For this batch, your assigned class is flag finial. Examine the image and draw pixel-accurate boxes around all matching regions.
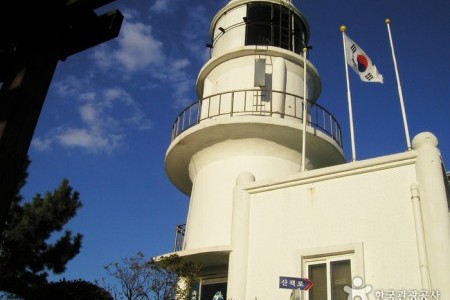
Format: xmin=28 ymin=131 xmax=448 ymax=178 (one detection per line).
xmin=385 ymin=19 xmax=391 ymax=24
xmin=340 ymin=25 xmax=347 ymax=32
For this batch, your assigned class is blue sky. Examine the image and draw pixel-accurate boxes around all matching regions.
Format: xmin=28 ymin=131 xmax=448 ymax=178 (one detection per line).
xmin=20 ymin=0 xmax=450 ymax=284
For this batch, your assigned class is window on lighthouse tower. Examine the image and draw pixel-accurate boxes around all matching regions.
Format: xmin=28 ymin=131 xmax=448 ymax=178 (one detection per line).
xmin=245 ymin=2 xmax=307 ymax=54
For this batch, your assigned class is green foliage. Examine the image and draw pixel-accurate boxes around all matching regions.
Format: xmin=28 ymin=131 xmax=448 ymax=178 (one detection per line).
xmin=0 ymin=159 xmax=83 ymax=298
xmin=32 ymin=279 xmax=113 ymax=300
xmin=101 ymin=253 xmax=202 ymax=300
xmin=151 ymin=254 xmax=202 ymax=300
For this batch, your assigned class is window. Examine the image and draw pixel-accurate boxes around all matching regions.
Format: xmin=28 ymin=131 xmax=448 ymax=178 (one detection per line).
xmin=245 ymin=2 xmax=307 ymax=54
xmin=190 ymin=277 xmax=227 ymax=300
xmin=305 ymin=255 xmax=353 ymax=300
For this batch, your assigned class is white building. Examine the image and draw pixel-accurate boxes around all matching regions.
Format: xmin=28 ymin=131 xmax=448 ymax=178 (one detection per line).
xmin=162 ymin=0 xmax=450 ymax=299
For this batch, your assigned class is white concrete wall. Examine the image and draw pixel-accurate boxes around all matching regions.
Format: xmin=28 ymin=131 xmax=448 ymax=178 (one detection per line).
xmin=184 ymin=138 xmax=302 ymax=250
xmin=201 ymin=55 xmax=318 ymax=101
xmin=229 ymin=156 xmax=428 ymax=299
xmin=202 ymin=56 xmax=255 ymax=96
xmin=212 ymin=5 xmax=246 ymax=57
xmin=412 ymin=132 xmax=450 ymax=296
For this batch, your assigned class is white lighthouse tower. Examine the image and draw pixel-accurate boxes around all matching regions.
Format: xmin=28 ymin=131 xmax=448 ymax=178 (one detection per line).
xmin=166 ymin=0 xmax=343 ymax=249
xmin=163 ymin=0 xmax=450 ymax=299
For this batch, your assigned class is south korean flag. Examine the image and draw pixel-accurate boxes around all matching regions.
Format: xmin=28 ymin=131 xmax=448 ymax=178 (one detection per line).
xmin=344 ymin=35 xmax=383 ymax=83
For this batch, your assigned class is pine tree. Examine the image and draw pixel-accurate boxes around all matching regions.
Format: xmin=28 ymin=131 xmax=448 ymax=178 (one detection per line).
xmin=0 ymin=159 xmax=83 ymax=298
xmin=34 ymin=279 xmax=113 ymax=300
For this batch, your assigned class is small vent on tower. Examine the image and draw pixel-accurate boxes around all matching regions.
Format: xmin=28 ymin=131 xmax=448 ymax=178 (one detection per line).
xmin=254 ymin=58 xmax=266 ymax=87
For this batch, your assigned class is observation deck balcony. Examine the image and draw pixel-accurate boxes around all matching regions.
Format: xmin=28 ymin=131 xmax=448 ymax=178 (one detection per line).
xmin=166 ymin=89 xmax=345 ymax=195
xmin=170 ymin=89 xmax=342 ymax=147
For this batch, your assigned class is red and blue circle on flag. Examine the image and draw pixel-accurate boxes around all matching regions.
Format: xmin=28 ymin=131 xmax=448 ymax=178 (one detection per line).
xmin=357 ymin=55 xmax=369 ymax=73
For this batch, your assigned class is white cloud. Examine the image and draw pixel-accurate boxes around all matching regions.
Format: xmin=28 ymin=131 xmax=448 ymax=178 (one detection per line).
xmin=183 ymin=5 xmax=211 ymax=62
xmin=55 ymin=127 xmax=123 ymax=154
xmin=164 ymin=59 xmax=195 ymax=108
xmin=79 ymin=92 xmax=97 ymax=102
xmin=80 ymin=103 xmax=98 ymax=124
xmin=32 ymin=77 xmax=151 ymax=154
xmin=57 ymin=128 xmax=94 ymax=147
xmin=54 ymin=76 xmax=85 ymax=97
xmin=116 ymin=22 xmax=165 ymax=71
xmin=167 ymin=59 xmax=190 ymax=84
xmin=171 ymin=59 xmax=190 ymax=73
xmin=150 ymin=0 xmax=170 ymax=13
xmin=89 ymin=10 xmax=201 ymax=110
xmin=93 ymin=19 xmax=165 ymax=73
xmin=31 ymin=5 xmax=214 ymax=154
xmin=103 ymin=87 xmax=133 ymax=106
xmin=32 ymin=137 xmax=53 ymax=151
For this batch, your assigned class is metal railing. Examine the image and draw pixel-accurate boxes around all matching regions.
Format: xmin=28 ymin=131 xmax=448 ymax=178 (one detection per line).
xmin=174 ymin=224 xmax=186 ymax=252
xmin=170 ymin=89 xmax=342 ymax=147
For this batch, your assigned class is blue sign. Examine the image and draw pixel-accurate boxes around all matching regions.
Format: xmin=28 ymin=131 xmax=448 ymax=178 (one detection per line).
xmin=279 ymin=276 xmax=313 ymax=291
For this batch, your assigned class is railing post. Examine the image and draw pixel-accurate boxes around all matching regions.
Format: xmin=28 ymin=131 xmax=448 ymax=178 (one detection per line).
xmin=315 ymin=107 xmax=319 ymax=127
xmin=197 ymin=99 xmax=202 ymax=122
xmin=330 ymin=116 xmax=334 ymax=141
xmin=188 ymin=105 xmax=192 ymax=128
xmin=175 ymin=116 xmax=180 ymax=138
xmin=320 ymin=110 xmax=324 ymax=130
xmin=182 ymin=110 xmax=186 ymax=132
xmin=231 ymin=91 xmax=234 ymax=117
xmin=244 ymin=90 xmax=248 ymax=113
xmin=270 ymin=90 xmax=273 ymax=116
xmin=207 ymin=96 xmax=211 ymax=119
xmin=171 ymin=124 xmax=176 ymax=141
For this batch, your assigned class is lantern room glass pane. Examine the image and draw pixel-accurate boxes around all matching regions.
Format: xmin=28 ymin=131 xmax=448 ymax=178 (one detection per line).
xmin=245 ymin=2 xmax=308 ymax=54
xmin=246 ymin=3 xmax=271 ymax=45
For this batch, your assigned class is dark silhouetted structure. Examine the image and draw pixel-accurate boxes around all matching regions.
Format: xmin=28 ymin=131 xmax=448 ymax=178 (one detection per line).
xmin=0 ymin=0 xmax=123 ymax=234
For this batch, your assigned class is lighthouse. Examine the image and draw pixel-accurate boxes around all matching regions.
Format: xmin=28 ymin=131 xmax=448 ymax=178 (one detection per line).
xmin=166 ymin=0 xmax=344 ymax=249
xmin=163 ymin=0 xmax=450 ymax=299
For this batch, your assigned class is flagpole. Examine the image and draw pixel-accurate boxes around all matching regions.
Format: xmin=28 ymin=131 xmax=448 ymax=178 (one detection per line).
xmin=385 ymin=19 xmax=412 ymax=150
xmin=340 ymin=25 xmax=357 ymax=162
xmin=301 ymin=47 xmax=308 ymax=172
